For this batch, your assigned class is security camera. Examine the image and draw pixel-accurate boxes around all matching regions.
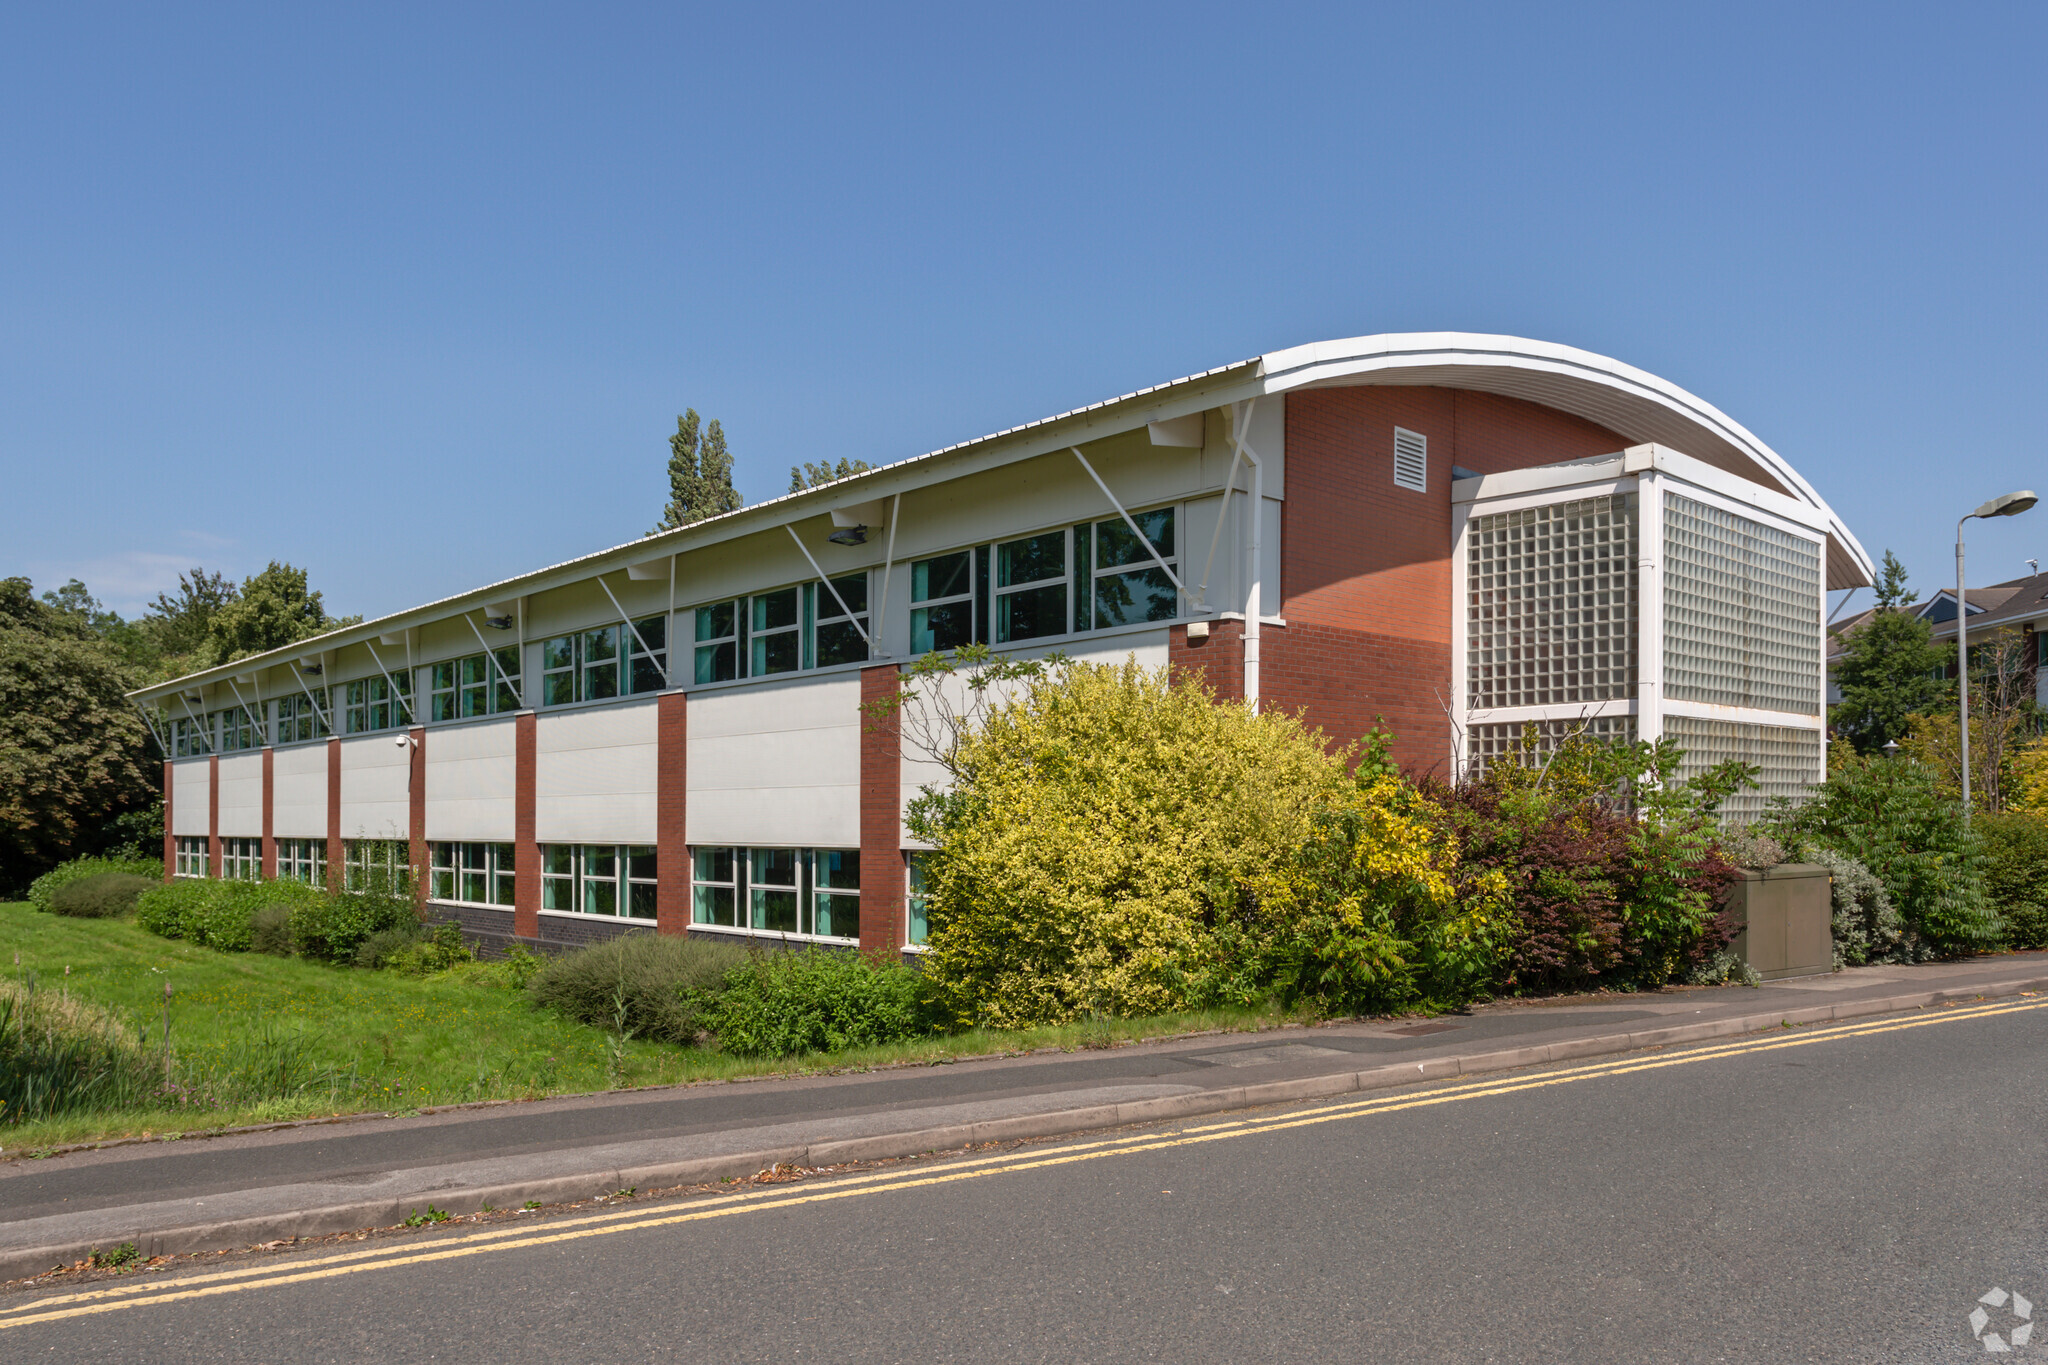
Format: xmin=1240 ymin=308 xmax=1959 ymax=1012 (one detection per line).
xmin=395 ymin=733 xmax=410 ymax=748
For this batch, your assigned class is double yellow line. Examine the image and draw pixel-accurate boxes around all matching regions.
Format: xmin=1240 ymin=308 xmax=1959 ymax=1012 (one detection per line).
xmin=5 ymin=994 xmax=2042 ymax=1332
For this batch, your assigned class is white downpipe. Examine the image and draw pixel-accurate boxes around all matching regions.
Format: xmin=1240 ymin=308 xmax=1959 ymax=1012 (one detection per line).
xmin=597 ymin=574 xmax=671 ymax=689
xmin=1232 ymin=400 xmax=1264 ymax=713
xmin=464 ymin=614 xmax=526 ymax=709
xmin=784 ymin=525 xmax=874 ymax=650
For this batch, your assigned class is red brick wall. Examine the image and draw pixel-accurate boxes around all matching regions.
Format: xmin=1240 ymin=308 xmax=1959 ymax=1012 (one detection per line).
xmin=408 ymin=727 xmax=427 ymax=909
xmin=325 ymin=737 xmax=342 ymax=892
xmin=859 ymin=664 xmax=905 ymax=954
xmin=656 ymin=693 xmax=689 ymax=937
xmin=261 ymin=747 xmax=276 ymax=880
xmin=1167 ymin=619 xmax=1244 ymax=700
xmin=514 ymin=712 xmax=539 ymax=941
xmin=208 ymin=754 xmax=221 ymax=878
xmin=1276 ymin=387 xmax=1628 ymax=773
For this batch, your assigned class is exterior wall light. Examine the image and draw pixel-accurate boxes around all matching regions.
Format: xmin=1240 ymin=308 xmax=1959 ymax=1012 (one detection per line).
xmin=1957 ymin=488 xmax=2039 ymax=820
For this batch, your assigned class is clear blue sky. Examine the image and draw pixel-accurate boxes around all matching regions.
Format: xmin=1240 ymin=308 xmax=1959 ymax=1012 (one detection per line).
xmin=6 ymin=2 xmax=2046 ymax=620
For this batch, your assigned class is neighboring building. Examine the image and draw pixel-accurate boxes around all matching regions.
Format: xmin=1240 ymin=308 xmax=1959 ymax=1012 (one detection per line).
xmin=1826 ymin=569 xmax=2048 ymax=709
xmin=130 ymin=332 xmax=1873 ymax=956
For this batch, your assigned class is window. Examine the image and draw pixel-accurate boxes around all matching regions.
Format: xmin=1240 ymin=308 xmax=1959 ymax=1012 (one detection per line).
xmin=1393 ymin=426 xmax=1427 ymax=492
xmin=343 ymin=674 xmax=413 ymax=734
xmin=911 ymin=552 xmax=975 ymax=654
xmin=751 ymin=588 xmax=801 ymax=676
xmin=540 ymin=844 xmax=656 ymax=920
xmin=995 ymin=531 xmax=1067 ymax=644
xmin=429 ymin=649 xmax=520 ymax=721
xmin=812 ymin=575 xmax=869 ymax=668
xmin=276 ymin=838 xmax=327 ymax=886
xmin=690 ymin=847 xmax=859 ymax=940
xmin=220 ymin=837 xmax=262 ymax=880
xmin=277 ymin=691 xmax=329 ymax=744
xmin=430 ymin=842 xmax=516 ymax=906
xmin=694 ymin=601 xmax=740 ymax=684
xmin=541 ymin=617 xmax=666 ymax=706
xmin=1085 ymin=510 xmax=1177 ymax=629
xmin=218 ymin=706 xmax=258 ymax=752
xmin=344 ymin=839 xmax=411 ymax=892
xmin=906 ymin=852 xmax=930 ymax=947
xmin=174 ymin=836 xmax=209 ymax=878
xmin=173 ymin=715 xmax=212 ymax=757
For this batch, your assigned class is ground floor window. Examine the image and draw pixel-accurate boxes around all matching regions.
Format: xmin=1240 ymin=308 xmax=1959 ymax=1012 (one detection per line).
xmin=276 ymin=838 xmax=327 ymax=886
xmin=345 ymin=839 xmax=412 ymax=893
xmin=220 ymin=837 xmax=262 ymax=881
xmin=691 ymin=847 xmax=859 ymax=940
xmin=174 ymin=836 xmax=209 ymax=878
xmin=431 ymin=842 xmax=516 ymax=907
xmin=906 ymin=852 xmax=930 ymax=947
xmin=540 ymin=844 xmax=656 ymax=920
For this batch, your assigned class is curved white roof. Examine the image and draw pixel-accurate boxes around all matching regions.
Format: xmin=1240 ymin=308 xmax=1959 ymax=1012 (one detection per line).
xmin=1256 ymin=332 xmax=1873 ymax=590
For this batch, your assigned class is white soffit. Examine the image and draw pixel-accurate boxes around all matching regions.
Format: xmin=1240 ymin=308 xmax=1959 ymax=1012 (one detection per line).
xmin=1258 ymin=333 xmax=1874 ymax=590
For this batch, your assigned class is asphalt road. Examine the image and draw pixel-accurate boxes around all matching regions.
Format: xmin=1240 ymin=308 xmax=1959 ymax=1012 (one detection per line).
xmin=8 ymin=996 xmax=2047 ymax=1362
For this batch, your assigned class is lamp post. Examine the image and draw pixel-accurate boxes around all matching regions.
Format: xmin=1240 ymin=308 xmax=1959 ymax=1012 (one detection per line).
xmin=1957 ymin=489 xmax=2039 ymax=823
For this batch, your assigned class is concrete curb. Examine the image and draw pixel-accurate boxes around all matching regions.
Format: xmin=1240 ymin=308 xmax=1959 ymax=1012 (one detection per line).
xmin=9 ymin=975 xmax=2046 ymax=1283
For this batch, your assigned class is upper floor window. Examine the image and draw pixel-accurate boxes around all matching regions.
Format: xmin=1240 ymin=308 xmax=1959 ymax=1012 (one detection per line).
xmin=277 ymin=690 xmax=330 ymax=744
xmin=430 ymin=648 xmax=521 ymax=721
xmin=173 ymin=715 xmax=212 ymax=757
xmin=343 ymin=673 xmax=413 ymax=734
xmin=217 ymin=706 xmax=259 ymax=752
xmin=542 ymin=616 xmax=666 ymax=707
xmin=692 ymin=575 xmax=869 ymax=685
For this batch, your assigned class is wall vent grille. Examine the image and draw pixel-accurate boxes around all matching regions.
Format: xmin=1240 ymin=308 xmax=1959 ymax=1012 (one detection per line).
xmin=1393 ymin=427 xmax=1428 ymax=491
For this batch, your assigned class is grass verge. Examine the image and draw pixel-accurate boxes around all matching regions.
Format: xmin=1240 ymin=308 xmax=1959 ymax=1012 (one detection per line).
xmin=1 ymin=902 xmax=1307 ymax=1152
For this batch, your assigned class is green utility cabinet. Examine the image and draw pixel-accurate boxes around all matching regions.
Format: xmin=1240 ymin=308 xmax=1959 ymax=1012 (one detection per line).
xmin=1726 ymin=864 xmax=1833 ymax=981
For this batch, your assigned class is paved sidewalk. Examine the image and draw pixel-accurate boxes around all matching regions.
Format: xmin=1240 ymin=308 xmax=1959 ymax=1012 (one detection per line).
xmin=5 ymin=951 xmax=2045 ymax=1280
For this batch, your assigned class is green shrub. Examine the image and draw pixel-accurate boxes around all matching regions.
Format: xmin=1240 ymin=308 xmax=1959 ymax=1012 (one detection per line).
xmin=354 ymin=925 xmax=425 ymax=970
xmin=385 ymin=924 xmax=474 ymax=976
xmin=705 ymin=950 xmax=928 ymax=1058
xmin=0 ymin=978 xmax=153 ymax=1125
xmin=528 ymin=933 xmax=749 ymax=1044
xmin=1795 ymin=845 xmax=1914 ymax=967
xmin=137 ymin=879 xmax=331 ymax=953
xmin=1765 ymin=752 xmax=1998 ymax=956
xmin=249 ymin=905 xmax=294 ymax=956
xmin=49 ymin=872 xmax=157 ymax=918
xmin=289 ymin=887 xmax=417 ymax=964
xmin=27 ymin=856 xmax=162 ymax=912
xmin=1980 ymin=811 xmax=2048 ymax=950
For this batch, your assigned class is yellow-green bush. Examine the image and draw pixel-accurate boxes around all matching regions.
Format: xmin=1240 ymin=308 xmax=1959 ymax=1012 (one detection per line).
xmin=912 ymin=658 xmax=1362 ymax=1027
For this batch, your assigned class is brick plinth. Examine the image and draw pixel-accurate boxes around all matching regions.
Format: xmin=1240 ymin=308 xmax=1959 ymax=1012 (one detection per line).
xmin=858 ymin=665 xmax=904 ymax=955
xmin=656 ymin=693 xmax=689 ymax=936
xmin=514 ymin=712 xmax=539 ymax=941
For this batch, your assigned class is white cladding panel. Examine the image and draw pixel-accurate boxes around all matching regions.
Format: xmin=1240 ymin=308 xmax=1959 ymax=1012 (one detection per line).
xmin=272 ymin=744 xmax=328 ymax=839
xmin=216 ymin=753 xmax=264 ymax=836
xmin=535 ymin=701 xmax=658 ymax=844
xmin=688 ymin=674 xmax=859 ymax=847
xmin=1182 ymin=495 xmax=1284 ymax=618
xmin=898 ymin=629 xmax=1168 ymax=844
xmin=338 ymin=735 xmax=412 ymax=840
xmin=171 ymin=760 xmax=210 ymax=836
xmin=425 ymin=719 xmax=518 ymax=841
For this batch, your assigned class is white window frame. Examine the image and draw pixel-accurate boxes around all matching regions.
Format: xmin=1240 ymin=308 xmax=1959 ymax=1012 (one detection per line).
xmin=429 ymin=841 xmax=516 ymax=907
xmin=689 ymin=846 xmax=860 ymax=942
xmin=539 ymin=843 xmax=657 ymax=921
xmin=174 ymin=836 xmax=209 ymax=878
xmin=276 ymin=837 xmax=327 ymax=886
xmin=910 ymin=551 xmax=976 ymax=655
xmin=1083 ymin=508 xmax=1179 ymax=631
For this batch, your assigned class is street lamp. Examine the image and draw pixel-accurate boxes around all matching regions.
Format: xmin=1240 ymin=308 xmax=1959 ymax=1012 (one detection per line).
xmin=1957 ymin=489 xmax=2039 ymax=822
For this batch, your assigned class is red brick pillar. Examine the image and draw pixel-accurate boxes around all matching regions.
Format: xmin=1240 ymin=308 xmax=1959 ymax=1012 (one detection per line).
xmin=514 ymin=712 xmax=539 ymax=941
xmin=207 ymin=754 xmax=221 ymax=879
xmin=162 ymin=760 xmax=175 ymax=882
xmin=261 ymin=747 xmax=277 ymax=880
xmin=1168 ymin=619 xmax=1245 ymax=702
xmin=325 ymin=736 xmax=343 ymax=893
xmin=858 ymin=664 xmax=905 ymax=955
xmin=656 ymin=693 xmax=689 ymax=936
xmin=408 ymin=726 xmax=427 ymax=909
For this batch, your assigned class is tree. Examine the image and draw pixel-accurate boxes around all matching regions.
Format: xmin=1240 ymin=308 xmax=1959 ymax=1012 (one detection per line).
xmin=0 ymin=579 xmax=158 ymax=895
xmin=1897 ymin=629 xmax=2040 ymax=812
xmin=201 ymin=562 xmax=352 ymax=666
xmin=788 ymin=457 xmax=872 ymax=492
xmin=1829 ymin=550 xmax=1950 ymax=753
xmin=653 ymin=409 xmax=743 ymax=531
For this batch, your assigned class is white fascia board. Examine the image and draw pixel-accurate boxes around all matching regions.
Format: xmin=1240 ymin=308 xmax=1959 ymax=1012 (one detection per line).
xmin=1450 ymin=443 xmax=1829 ymax=539
xmin=130 ymin=360 xmax=1265 ymax=704
xmin=1452 ymin=455 xmax=1628 ymax=504
xmin=1630 ymin=445 xmax=1832 ymax=535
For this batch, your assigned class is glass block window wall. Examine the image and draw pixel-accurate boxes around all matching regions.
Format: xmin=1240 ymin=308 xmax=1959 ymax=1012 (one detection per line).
xmin=1661 ymin=714 xmax=1823 ymax=822
xmin=1662 ymin=495 xmax=1823 ymax=715
xmin=1465 ymin=716 xmax=1637 ymax=779
xmin=1466 ymin=494 xmax=1639 ymax=710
